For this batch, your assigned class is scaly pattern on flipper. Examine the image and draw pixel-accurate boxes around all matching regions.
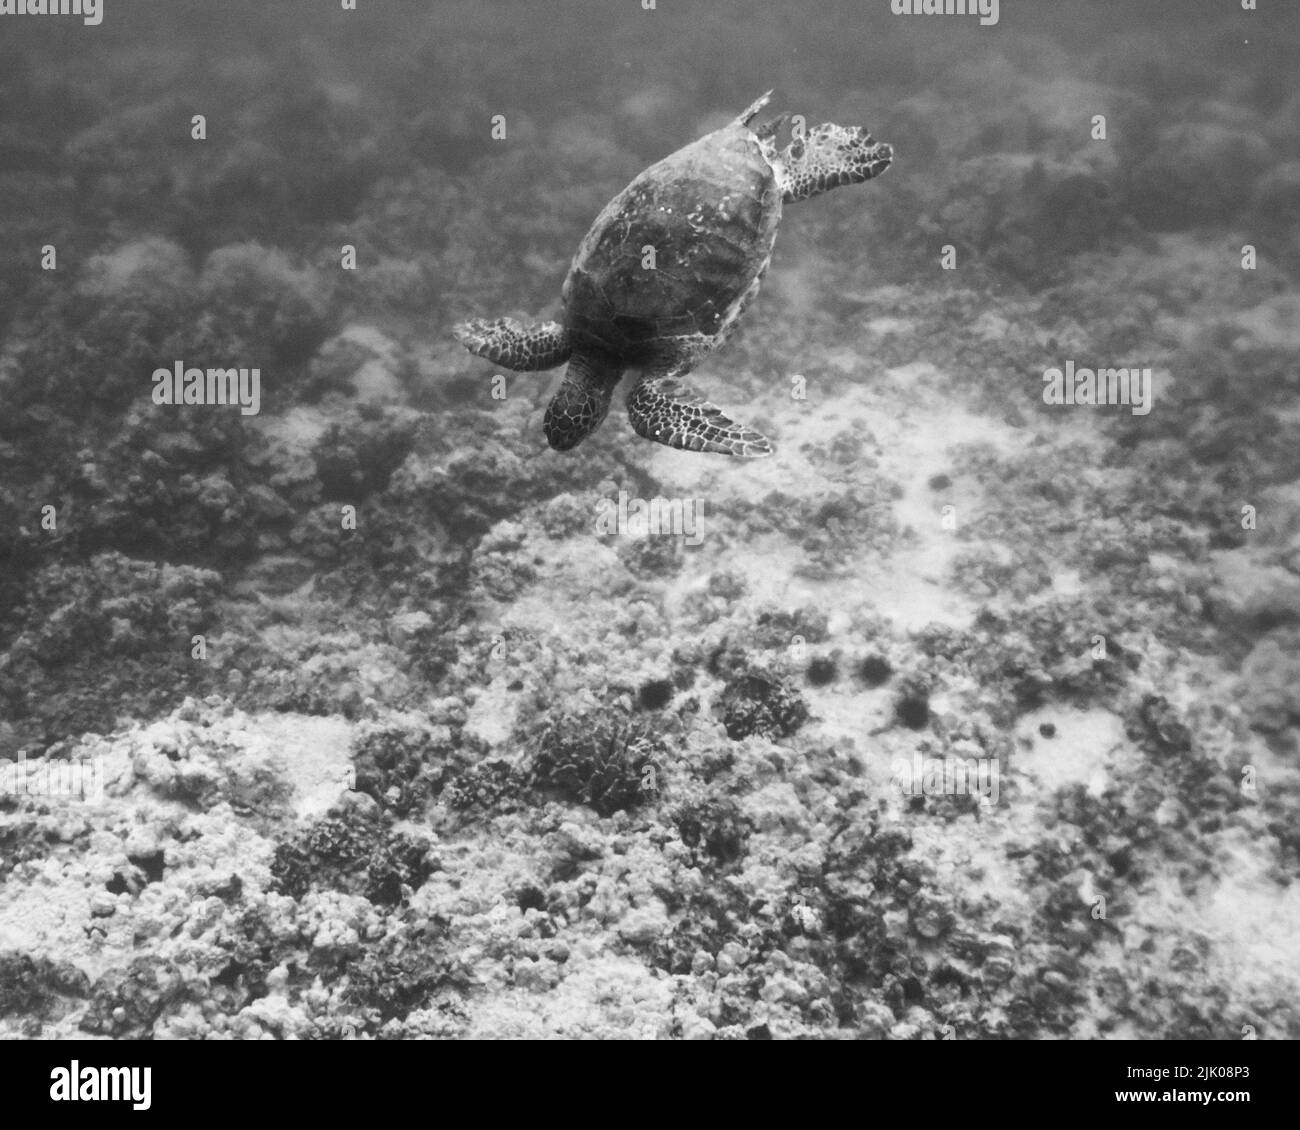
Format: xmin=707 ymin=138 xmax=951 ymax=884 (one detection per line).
xmin=780 ymin=124 xmax=893 ymax=204
xmin=543 ymin=351 xmax=624 ymax=451
xmin=627 ymin=372 xmax=772 ymax=458
xmin=452 ymin=317 xmax=572 ymax=371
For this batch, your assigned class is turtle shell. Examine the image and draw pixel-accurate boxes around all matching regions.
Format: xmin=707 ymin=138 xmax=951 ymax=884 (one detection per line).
xmin=563 ymin=121 xmax=782 ymax=360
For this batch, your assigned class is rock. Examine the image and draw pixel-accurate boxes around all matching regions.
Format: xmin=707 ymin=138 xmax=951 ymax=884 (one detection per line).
xmin=718 ymin=669 xmax=809 ymax=741
xmin=680 ymin=1013 xmax=717 ymax=1040
xmin=1209 ymin=551 xmax=1300 ymax=629
xmin=910 ymin=894 xmax=955 ymax=940
xmin=387 ymin=610 xmax=435 ymax=648
xmin=617 ymin=901 xmax=669 ymax=945
xmin=1240 ymin=638 xmax=1300 ymax=733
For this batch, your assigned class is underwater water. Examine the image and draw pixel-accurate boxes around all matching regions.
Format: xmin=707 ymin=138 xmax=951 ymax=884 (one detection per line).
xmin=0 ymin=0 xmax=1298 ymax=1054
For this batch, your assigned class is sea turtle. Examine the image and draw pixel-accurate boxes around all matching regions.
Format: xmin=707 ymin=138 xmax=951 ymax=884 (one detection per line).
xmin=453 ymin=91 xmax=892 ymax=457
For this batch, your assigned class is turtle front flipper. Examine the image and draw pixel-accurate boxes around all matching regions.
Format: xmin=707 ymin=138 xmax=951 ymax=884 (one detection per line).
xmin=453 ymin=317 xmax=572 ymax=371
xmin=627 ymin=373 xmax=773 ymax=458
xmin=779 ymin=124 xmax=892 ymax=204
xmin=543 ymin=350 xmax=624 ymax=451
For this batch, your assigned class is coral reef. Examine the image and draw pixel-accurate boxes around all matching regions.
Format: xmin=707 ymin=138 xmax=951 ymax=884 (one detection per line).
xmin=1 ymin=0 xmax=1298 ymax=1041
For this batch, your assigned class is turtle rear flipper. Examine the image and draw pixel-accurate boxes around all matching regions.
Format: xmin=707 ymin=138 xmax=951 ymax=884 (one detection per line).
xmin=543 ymin=351 xmax=623 ymax=450
xmin=780 ymin=124 xmax=893 ymax=204
xmin=627 ymin=374 xmax=773 ymax=458
xmin=453 ymin=317 xmax=572 ymax=371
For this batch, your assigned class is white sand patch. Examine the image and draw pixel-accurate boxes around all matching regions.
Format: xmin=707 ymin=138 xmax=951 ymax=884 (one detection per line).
xmin=908 ymin=811 xmax=1037 ymax=917
xmin=1013 ymin=706 xmax=1126 ymax=794
xmin=463 ymin=681 xmax=521 ymax=750
xmin=463 ymin=955 xmax=674 ymax=1039
xmin=0 ymin=852 xmax=107 ymax=973
xmin=806 ymin=686 xmax=895 ymax=767
xmin=251 ymin=713 xmax=354 ymax=820
xmin=1138 ymin=837 xmax=1300 ymax=1021
xmin=871 ymin=365 xmax=1028 ymax=629
xmin=623 ymin=355 xmax=1030 ymax=631
xmin=1201 ymin=838 xmax=1300 ymax=1001
xmin=666 ymin=534 xmax=810 ymax=616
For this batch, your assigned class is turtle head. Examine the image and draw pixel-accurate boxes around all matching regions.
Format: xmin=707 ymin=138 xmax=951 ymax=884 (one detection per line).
xmin=780 ymin=123 xmax=893 ymax=203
